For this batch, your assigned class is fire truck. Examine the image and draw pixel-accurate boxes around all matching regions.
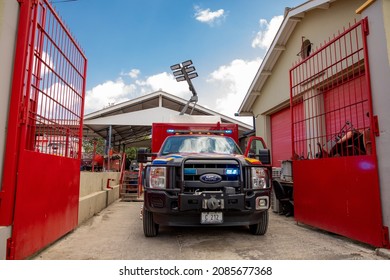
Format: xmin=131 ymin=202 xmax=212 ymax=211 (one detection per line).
xmin=138 ymin=116 xmax=272 ymax=237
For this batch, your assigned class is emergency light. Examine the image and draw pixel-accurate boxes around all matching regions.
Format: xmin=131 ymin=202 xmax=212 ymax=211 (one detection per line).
xmin=184 ymin=168 xmax=197 ymax=175
xmin=224 ymin=168 xmax=239 ymax=175
xmin=166 ymin=129 xmax=233 ymax=135
xmin=184 ymin=168 xmax=239 ymax=176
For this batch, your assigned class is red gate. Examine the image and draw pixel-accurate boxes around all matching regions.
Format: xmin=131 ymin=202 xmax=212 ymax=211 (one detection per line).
xmin=0 ymin=0 xmax=87 ymax=259
xmin=289 ymin=18 xmax=389 ymax=248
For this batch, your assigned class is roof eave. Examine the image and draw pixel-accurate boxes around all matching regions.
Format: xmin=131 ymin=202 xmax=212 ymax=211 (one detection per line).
xmin=237 ymin=0 xmax=334 ymax=115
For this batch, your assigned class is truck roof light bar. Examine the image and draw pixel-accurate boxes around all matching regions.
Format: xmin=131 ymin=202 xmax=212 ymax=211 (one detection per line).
xmin=166 ymin=129 xmax=233 ymax=135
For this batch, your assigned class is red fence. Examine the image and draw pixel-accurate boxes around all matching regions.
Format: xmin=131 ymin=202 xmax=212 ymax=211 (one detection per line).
xmin=0 ymin=0 xmax=87 ymax=259
xmin=290 ymin=18 xmax=388 ymax=248
xmin=28 ymin=0 xmax=86 ymax=158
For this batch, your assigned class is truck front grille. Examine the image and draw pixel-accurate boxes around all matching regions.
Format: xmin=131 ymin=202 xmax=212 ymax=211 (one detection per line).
xmin=181 ymin=159 xmax=242 ymax=193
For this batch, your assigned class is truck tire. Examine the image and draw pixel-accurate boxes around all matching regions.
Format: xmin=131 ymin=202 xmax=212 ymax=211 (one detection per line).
xmin=143 ymin=208 xmax=159 ymax=237
xmin=249 ymin=210 xmax=268 ymax=235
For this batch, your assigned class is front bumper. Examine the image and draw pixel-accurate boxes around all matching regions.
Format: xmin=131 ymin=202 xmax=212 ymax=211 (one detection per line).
xmin=144 ymin=189 xmax=271 ymax=226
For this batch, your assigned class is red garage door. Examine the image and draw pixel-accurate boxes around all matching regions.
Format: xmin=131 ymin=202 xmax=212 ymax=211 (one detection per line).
xmin=324 ymin=75 xmax=370 ymax=141
xmin=270 ymin=107 xmax=291 ymax=167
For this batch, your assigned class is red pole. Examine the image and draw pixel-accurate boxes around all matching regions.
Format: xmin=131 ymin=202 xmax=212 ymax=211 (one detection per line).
xmin=0 ymin=0 xmax=36 ymax=226
xmin=138 ymin=163 xmax=144 ymax=198
xmin=92 ymin=140 xmax=97 ymax=172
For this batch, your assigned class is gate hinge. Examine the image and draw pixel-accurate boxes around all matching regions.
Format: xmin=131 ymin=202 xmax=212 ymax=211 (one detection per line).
xmin=19 ymin=105 xmax=27 ymax=125
xmin=382 ymin=226 xmax=389 ymax=248
xmin=6 ymin=238 xmax=15 ymax=260
xmin=363 ymin=17 xmax=369 ymax=35
xmin=373 ymin=115 xmax=380 ymax=136
xmin=18 ymin=0 xmax=39 ymax=4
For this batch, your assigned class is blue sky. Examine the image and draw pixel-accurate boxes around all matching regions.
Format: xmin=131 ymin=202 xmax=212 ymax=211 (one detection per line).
xmin=51 ymin=0 xmax=304 ymax=122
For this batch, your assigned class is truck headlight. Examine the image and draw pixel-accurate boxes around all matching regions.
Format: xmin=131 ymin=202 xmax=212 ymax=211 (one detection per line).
xmin=251 ymin=167 xmax=268 ymax=189
xmin=149 ymin=167 xmax=167 ymax=189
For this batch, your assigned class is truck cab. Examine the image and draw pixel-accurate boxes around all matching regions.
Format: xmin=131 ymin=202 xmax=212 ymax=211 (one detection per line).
xmin=138 ymin=121 xmax=272 ymax=237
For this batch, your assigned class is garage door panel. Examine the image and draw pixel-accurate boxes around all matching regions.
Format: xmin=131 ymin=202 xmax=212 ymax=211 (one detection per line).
xmin=324 ymin=76 xmax=369 ymax=138
xmin=270 ymin=108 xmax=291 ymax=167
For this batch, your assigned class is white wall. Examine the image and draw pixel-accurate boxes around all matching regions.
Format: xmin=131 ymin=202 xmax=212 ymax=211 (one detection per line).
xmin=251 ymin=0 xmax=390 ymax=239
xmin=0 ymin=0 xmax=19 ymax=261
xmin=362 ymin=0 xmax=390 ymax=231
xmin=0 ymin=0 xmax=18 ymax=190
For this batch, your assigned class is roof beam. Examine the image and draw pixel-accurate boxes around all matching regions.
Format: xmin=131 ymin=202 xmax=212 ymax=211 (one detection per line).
xmin=289 ymin=16 xmax=302 ymax=22
xmin=274 ymin=45 xmax=286 ymax=51
xmin=317 ymin=3 xmax=330 ymax=9
xmin=356 ymin=0 xmax=376 ymax=14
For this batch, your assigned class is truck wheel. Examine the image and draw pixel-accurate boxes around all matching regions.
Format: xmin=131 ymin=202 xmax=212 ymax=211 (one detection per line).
xmin=143 ymin=208 xmax=159 ymax=237
xmin=249 ymin=210 xmax=268 ymax=235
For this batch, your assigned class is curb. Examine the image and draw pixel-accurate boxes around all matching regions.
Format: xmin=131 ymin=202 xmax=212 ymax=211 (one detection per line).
xmin=375 ymin=248 xmax=390 ymax=259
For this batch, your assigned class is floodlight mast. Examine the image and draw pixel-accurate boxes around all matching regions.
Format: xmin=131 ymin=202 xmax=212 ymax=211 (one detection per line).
xmin=170 ymin=60 xmax=199 ymax=115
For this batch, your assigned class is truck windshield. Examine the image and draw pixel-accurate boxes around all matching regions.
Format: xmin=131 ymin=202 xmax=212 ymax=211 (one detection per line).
xmin=161 ymin=136 xmax=242 ymax=155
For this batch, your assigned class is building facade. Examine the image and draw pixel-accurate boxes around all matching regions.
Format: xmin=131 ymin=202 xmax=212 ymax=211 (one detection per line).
xmin=238 ymin=0 xmax=390 ymax=248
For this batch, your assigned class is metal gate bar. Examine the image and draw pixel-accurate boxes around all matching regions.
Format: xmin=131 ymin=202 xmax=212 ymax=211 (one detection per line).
xmin=27 ymin=0 xmax=86 ymax=158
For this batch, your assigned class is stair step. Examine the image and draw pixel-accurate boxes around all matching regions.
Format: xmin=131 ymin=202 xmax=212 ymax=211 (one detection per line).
xmin=120 ymin=193 xmax=143 ymax=202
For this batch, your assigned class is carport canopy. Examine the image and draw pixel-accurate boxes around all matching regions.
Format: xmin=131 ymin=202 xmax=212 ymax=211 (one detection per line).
xmin=83 ymin=90 xmax=253 ymax=149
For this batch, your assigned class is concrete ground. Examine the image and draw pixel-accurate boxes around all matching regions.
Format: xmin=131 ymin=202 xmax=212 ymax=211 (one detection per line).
xmin=32 ymin=200 xmax=390 ymax=260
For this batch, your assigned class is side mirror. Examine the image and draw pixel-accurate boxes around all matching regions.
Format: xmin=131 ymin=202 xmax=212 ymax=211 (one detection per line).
xmin=137 ymin=148 xmax=153 ymax=163
xmin=247 ymin=152 xmax=256 ymax=159
xmin=258 ymin=149 xmax=271 ymax=165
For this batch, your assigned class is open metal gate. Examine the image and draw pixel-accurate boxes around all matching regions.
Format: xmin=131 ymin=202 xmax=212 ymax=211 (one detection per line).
xmin=0 ymin=0 xmax=87 ymax=259
xmin=290 ymin=18 xmax=389 ymax=248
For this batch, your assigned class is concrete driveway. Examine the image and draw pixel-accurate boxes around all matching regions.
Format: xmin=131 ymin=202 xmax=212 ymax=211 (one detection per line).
xmin=32 ymin=200 xmax=388 ymax=260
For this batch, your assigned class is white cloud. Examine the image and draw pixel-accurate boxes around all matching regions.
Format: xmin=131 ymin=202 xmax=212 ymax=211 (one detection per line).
xmin=194 ymin=6 xmax=225 ymax=25
xmin=84 ymin=72 xmax=190 ymax=114
xmin=85 ymin=78 xmax=136 ymax=113
xmin=123 ymin=69 xmax=140 ymax=79
xmin=142 ymin=72 xmax=189 ymax=98
xmin=252 ymin=15 xmax=283 ymax=49
xmin=206 ymin=58 xmax=262 ymax=123
xmin=33 ymin=51 xmax=54 ymax=77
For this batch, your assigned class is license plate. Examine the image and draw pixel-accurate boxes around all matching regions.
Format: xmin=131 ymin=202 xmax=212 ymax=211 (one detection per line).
xmin=201 ymin=212 xmax=223 ymax=224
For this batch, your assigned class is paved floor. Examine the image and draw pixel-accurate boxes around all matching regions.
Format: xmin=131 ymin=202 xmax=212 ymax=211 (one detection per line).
xmin=32 ymin=200 xmax=388 ymax=260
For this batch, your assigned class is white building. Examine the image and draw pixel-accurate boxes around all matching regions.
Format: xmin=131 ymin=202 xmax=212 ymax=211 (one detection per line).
xmin=238 ymin=0 xmax=390 ymax=248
